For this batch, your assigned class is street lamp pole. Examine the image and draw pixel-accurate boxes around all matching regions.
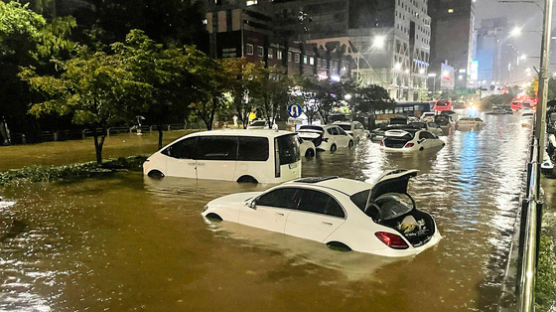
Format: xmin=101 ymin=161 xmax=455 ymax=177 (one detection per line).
xmin=535 ymin=0 xmax=553 ymax=203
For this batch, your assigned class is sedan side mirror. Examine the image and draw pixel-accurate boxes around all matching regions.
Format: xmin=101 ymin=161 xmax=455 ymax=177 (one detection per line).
xmin=249 ymin=200 xmax=257 ymax=209
xmin=418 ymin=138 xmax=425 ymax=144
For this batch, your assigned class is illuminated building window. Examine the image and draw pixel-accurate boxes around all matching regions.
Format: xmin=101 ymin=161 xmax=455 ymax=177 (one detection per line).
xmin=246 ymin=44 xmax=253 ymax=56
xmin=448 ymin=8 xmax=454 ymax=13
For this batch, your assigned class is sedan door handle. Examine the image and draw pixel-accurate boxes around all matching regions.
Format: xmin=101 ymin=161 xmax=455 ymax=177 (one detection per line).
xmin=276 ymin=212 xmax=285 ymax=216
xmin=322 ymin=221 xmax=333 ymax=226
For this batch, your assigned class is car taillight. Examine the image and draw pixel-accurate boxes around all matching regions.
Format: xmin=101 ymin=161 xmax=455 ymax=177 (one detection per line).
xmin=375 ymin=232 xmax=409 ymax=249
xmin=380 ymin=140 xmax=384 ymax=146
xmin=404 ymin=142 xmax=414 ymax=148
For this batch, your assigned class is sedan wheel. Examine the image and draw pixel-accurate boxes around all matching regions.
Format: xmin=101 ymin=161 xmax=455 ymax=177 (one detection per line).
xmin=305 ymin=149 xmax=315 ymax=158
xmin=330 ymin=144 xmax=337 ymax=152
xmin=348 ymin=140 xmax=354 ymax=148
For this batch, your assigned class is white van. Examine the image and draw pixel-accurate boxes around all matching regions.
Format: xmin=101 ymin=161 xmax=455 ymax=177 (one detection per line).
xmin=143 ymin=130 xmax=301 ymax=184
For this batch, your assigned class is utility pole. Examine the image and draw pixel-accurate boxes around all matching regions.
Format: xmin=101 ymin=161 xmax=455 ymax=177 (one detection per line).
xmin=535 ymin=0 xmax=553 ymax=202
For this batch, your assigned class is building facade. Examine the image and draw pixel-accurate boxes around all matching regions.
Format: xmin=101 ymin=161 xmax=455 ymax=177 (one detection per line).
xmin=204 ymin=0 xmax=351 ymax=80
xmin=205 ymin=0 xmax=430 ymax=101
xmin=304 ymin=0 xmax=431 ymax=101
xmin=428 ymin=0 xmax=476 ymax=90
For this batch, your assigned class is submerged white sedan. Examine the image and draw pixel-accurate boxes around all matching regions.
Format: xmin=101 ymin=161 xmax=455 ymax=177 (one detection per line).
xmin=202 ymin=170 xmax=442 ymax=257
xmin=380 ymin=129 xmax=445 ymax=152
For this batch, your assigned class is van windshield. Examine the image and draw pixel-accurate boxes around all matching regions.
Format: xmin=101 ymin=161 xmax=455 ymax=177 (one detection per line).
xmin=276 ymin=134 xmax=300 ymax=165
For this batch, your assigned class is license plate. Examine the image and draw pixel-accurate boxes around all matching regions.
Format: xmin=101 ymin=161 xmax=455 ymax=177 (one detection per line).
xmin=289 ymin=163 xmax=298 ymax=169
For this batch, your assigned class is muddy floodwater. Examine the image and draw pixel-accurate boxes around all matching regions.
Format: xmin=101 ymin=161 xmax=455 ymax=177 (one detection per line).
xmin=0 ymin=113 xmax=531 ymax=311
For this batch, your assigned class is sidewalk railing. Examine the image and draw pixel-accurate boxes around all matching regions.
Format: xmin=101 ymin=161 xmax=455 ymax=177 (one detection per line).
xmin=7 ymin=123 xmax=191 ymax=145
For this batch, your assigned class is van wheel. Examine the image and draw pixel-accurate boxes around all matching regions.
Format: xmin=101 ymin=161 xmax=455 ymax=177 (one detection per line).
xmin=326 ymin=241 xmax=351 ymax=252
xmin=305 ymin=149 xmax=315 ymax=158
xmin=237 ymin=176 xmax=258 ymax=183
xmin=348 ymin=140 xmax=354 ymax=148
xmin=419 ymin=147 xmax=424 ymax=151
xmin=330 ymin=144 xmax=337 ymax=152
xmin=147 ymin=170 xmax=164 ymax=178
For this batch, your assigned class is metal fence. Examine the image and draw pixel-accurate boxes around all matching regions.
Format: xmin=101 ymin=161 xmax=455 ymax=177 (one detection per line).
xmin=7 ymin=123 xmax=192 ymax=145
xmin=500 ymin=128 xmax=542 ymax=312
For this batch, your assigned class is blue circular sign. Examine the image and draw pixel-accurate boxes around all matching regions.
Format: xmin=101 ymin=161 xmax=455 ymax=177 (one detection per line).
xmin=287 ymin=104 xmax=303 ymax=118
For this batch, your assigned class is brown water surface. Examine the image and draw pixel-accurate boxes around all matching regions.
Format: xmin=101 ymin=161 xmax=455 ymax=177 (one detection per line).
xmin=0 ymin=113 xmax=531 ymax=311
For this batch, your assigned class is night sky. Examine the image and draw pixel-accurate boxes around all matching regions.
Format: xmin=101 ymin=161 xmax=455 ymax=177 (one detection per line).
xmin=476 ymin=0 xmax=547 ymax=70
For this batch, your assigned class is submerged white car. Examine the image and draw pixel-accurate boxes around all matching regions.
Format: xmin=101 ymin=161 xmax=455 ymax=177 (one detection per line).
xmin=380 ymin=129 xmax=444 ymax=152
xmin=297 ymin=125 xmax=354 ymax=152
xmin=296 ymin=135 xmax=316 ymax=158
xmin=455 ymin=117 xmax=484 ymax=130
xmin=333 ymin=121 xmax=368 ymax=143
xmin=202 ymin=170 xmax=442 ymax=257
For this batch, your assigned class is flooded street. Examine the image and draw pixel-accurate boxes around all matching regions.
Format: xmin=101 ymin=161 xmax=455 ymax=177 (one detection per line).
xmin=0 ymin=112 xmax=532 ymax=311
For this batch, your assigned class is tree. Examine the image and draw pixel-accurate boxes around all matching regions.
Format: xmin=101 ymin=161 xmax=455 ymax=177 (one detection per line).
xmin=249 ymin=65 xmax=292 ymax=126
xmin=1 ymin=2 xmax=77 ymax=141
xmin=20 ymin=47 xmax=151 ymax=163
xmin=353 ymin=84 xmax=395 ymax=114
xmin=188 ymin=51 xmax=228 ymax=130
xmin=220 ymin=58 xmax=259 ymax=129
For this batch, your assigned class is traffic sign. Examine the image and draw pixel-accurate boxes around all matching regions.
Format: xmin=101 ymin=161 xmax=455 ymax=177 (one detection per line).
xmin=287 ymin=104 xmax=302 ymax=118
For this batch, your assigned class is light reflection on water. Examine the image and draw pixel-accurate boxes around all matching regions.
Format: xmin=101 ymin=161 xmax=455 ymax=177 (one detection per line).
xmin=0 ymin=113 xmax=531 ymax=311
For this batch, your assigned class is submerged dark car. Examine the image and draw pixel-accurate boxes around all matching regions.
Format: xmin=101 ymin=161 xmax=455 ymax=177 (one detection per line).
xmin=370 ymin=117 xmax=409 ymax=143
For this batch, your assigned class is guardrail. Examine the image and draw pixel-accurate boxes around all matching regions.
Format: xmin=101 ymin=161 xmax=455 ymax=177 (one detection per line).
xmin=6 ymin=123 xmax=192 ymax=145
xmin=500 ymin=128 xmax=543 ymax=312
xmin=518 ymin=138 xmax=542 ymax=312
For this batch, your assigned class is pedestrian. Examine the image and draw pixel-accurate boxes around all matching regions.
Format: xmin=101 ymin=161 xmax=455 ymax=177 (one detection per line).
xmin=233 ymin=115 xmax=238 ymax=127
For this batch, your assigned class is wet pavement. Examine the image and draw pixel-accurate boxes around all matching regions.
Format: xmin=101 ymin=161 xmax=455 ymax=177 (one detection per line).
xmin=0 ymin=112 xmax=534 ymax=311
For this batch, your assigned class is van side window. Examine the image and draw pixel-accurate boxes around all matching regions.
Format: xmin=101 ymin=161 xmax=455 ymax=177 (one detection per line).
xmin=197 ymin=136 xmax=237 ymax=160
xmin=162 ymin=137 xmax=197 ymax=159
xmin=297 ymin=189 xmax=345 ymax=218
xmin=275 ymin=134 xmax=300 ymax=165
xmin=238 ymin=137 xmax=269 ymax=161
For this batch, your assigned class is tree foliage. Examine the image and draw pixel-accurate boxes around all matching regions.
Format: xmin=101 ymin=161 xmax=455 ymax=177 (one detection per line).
xmin=1 ymin=2 xmax=78 ymax=138
xmin=353 ymin=84 xmax=395 ymax=114
xmin=20 ymin=47 xmax=151 ymax=163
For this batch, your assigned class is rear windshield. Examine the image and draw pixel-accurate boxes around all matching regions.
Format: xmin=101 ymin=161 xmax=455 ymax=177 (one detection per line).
xmin=337 ymin=124 xmax=351 ymax=131
xmin=250 ymin=121 xmax=266 ymax=126
xmin=389 ymin=118 xmax=407 ymax=125
xmin=351 ymin=191 xmax=414 ymax=222
xmin=299 ymin=125 xmax=323 ymax=131
xmin=276 ymin=134 xmax=300 ymax=165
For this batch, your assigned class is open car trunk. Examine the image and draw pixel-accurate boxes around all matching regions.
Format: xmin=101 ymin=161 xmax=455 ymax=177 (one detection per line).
xmin=380 ymin=209 xmax=436 ymax=247
xmin=366 ymin=169 xmax=436 ymax=247
xmin=297 ymin=130 xmax=323 ymax=147
xmin=383 ymin=130 xmax=414 ymax=148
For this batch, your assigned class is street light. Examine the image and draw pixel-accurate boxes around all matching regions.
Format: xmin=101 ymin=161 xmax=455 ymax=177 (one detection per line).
xmin=344 ymin=93 xmax=352 ymax=100
xmin=373 ymin=35 xmax=386 ymax=49
xmin=510 ymin=26 xmax=523 ymax=37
